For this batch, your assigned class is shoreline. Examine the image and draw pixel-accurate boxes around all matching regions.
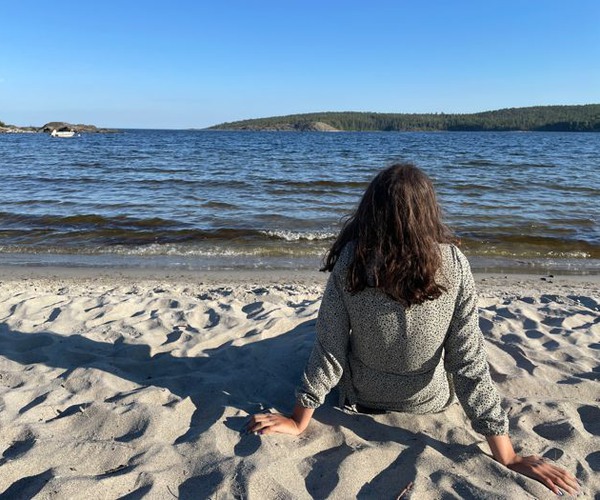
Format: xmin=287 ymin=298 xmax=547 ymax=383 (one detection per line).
xmin=1 ymin=263 xmax=599 ymax=285
xmin=0 ymin=251 xmax=599 ymax=279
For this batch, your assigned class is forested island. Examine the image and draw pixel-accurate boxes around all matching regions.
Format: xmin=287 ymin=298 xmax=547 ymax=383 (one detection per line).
xmin=209 ymin=104 xmax=600 ymax=132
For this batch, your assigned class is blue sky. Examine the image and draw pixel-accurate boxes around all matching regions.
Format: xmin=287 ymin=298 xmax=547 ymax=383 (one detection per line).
xmin=1 ymin=1 xmax=599 ymax=128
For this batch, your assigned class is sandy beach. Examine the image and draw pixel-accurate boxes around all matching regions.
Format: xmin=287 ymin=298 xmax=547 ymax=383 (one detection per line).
xmin=0 ymin=267 xmax=598 ymax=499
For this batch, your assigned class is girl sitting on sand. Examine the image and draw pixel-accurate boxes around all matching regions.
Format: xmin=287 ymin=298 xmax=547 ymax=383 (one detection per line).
xmin=246 ymin=164 xmax=579 ymax=496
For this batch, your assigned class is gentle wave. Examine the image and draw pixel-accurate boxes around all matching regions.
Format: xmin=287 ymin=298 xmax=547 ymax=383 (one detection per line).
xmin=0 ymin=243 xmax=328 ymax=258
xmin=5 ymin=225 xmax=595 ymax=256
xmin=0 ymin=211 xmax=597 ymax=259
xmin=260 ymin=230 xmax=336 ymax=241
xmin=462 ymin=159 xmax=497 ymax=166
xmin=0 ymin=238 xmax=596 ymax=261
xmin=0 ymin=212 xmax=178 ymax=230
xmin=266 ymin=179 xmax=369 ymax=189
xmin=0 ymin=213 xmax=337 ymax=246
xmin=200 ymin=201 xmax=238 ymax=209
xmin=460 ymin=236 xmax=599 ymax=259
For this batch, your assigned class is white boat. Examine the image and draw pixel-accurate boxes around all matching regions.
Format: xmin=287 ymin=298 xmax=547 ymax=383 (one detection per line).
xmin=50 ymin=129 xmax=76 ymax=138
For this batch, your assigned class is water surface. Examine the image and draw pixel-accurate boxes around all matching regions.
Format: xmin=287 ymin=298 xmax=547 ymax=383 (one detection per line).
xmin=0 ymin=130 xmax=598 ymax=272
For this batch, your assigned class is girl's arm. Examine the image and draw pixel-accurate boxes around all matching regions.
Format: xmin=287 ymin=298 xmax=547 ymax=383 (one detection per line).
xmin=447 ymin=251 xmax=580 ymax=495
xmin=246 ymin=268 xmax=350 ymax=436
xmin=245 ymin=403 xmax=314 ymax=436
xmin=486 ymin=434 xmax=580 ymax=496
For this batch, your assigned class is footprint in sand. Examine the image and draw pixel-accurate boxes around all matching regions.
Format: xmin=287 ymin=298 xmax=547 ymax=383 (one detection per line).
xmin=542 ymin=340 xmax=560 ymax=350
xmin=478 ymin=317 xmax=494 ymax=333
xmin=185 ymin=324 xmax=200 ymax=334
xmin=488 ymin=340 xmax=537 ymax=375
xmin=567 ymin=295 xmax=600 ymax=312
xmin=525 ymin=329 xmax=544 ymax=339
xmin=577 ymin=405 xmax=600 ymax=436
xmin=542 ymin=447 xmax=564 ymax=460
xmin=585 ymin=450 xmax=600 ymax=472
xmin=162 ymin=328 xmax=183 ymax=345
xmin=179 ymin=468 xmax=224 ymax=500
xmin=18 ymin=392 xmax=50 ymax=415
xmin=542 ymin=316 xmax=565 ymax=328
xmin=556 ymin=377 xmax=582 ymax=385
xmin=0 ymin=469 xmax=54 ymax=499
xmin=501 ymin=333 xmax=523 ymax=344
xmin=205 ymin=308 xmax=220 ymax=328
xmin=114 ymin=417 xmax=151 ymax=443
xmin=523 ymin=318 xmax=539 ymax=330
xmin=0 ymin=431 xmax=37 ymax=466
xmin=532 ymin=421 xmax=575 ymax=441
xmin=519 ymin=297 xmax=536 ymax=304
xmin=242 ymin=302 xmax=264 ymax=320
xmin=573 ymin=365 xmax=600 ymax=382
xmin=302 ymin=442 xmax=355 ymax=499
xmin=232 ymin=430 xmax=261 ymax=458
xmin=2 ymin=302 xmax=19 ymax=321
xmin=287 ymin=298 xmax=320 ymax=315
xmin=495 ymin=307 xmax=518 ymax=319
xmin=45 ymin=307 xmax=62 ymax=323
xmin=540 ymin=294 xmax=562 ymax=304
xmin=543 ymin=327 xmax=563 ymax=336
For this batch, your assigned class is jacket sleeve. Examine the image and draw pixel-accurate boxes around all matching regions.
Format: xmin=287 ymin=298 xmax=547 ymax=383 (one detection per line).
xmin=444 ymin=250 xmax=509 ymax=435
xmin=296 ymin=268 xmax=351 ymax=408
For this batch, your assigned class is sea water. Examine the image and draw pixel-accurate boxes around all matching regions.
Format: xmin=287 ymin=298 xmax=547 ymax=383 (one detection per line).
xmin=0 ymin=130 xmax=598 ymax=273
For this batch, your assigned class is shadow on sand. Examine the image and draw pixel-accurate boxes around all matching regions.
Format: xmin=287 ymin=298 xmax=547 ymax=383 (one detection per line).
xmin=0 ymin=322 xmax=483 ymax=499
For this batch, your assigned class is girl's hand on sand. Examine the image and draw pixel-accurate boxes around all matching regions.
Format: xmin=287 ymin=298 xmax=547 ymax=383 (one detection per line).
xmin=506 ymin=455 xmax=580 ymax=496
xmin=244 ymin=413 xmax=303 ymax=436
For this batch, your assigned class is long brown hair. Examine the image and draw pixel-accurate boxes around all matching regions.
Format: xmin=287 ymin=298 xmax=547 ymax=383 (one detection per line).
xmin=322 ymin=163 xmax=456 ymax=306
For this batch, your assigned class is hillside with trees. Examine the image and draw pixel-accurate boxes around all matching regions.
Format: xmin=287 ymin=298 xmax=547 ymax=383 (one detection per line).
xmin=209 ymin=105 xmax=600 ymax=132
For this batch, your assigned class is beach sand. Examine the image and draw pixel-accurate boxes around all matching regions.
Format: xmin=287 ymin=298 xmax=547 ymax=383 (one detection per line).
xmin=0 ymin=267 xmax=598 ymax=499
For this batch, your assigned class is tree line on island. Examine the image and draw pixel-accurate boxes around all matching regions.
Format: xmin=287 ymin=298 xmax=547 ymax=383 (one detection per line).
xmin=209 ymin=104 xmax=600 ymax=132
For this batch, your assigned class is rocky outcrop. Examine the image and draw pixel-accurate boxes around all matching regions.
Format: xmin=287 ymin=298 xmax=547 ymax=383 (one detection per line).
xmin=226 ymin=121 xmax=340 ymax=132
xmin=0 ymin=121 xmax=117 ymax=134
xmin=39 ymin=122 xmax=117 ymax=133
xmin=0 ymin=125 xmax=36 ymax=134
xmin=297 ymin=121 xmax=339 ymax=131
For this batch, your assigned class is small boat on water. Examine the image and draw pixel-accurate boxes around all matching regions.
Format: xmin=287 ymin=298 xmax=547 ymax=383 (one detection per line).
xmin=50 ymin=128 xmax=76 ymax=138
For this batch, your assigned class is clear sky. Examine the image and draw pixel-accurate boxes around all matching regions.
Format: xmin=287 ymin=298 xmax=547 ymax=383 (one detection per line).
xmin=1 ymin=1 xmax=599 ymax=129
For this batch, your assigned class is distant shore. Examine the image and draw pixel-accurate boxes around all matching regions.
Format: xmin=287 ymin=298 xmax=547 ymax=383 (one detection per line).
xmin=209 ymin=104 xmax=600 ymax=132
xmin=0 ymin=121 xmax=117 ymax=134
